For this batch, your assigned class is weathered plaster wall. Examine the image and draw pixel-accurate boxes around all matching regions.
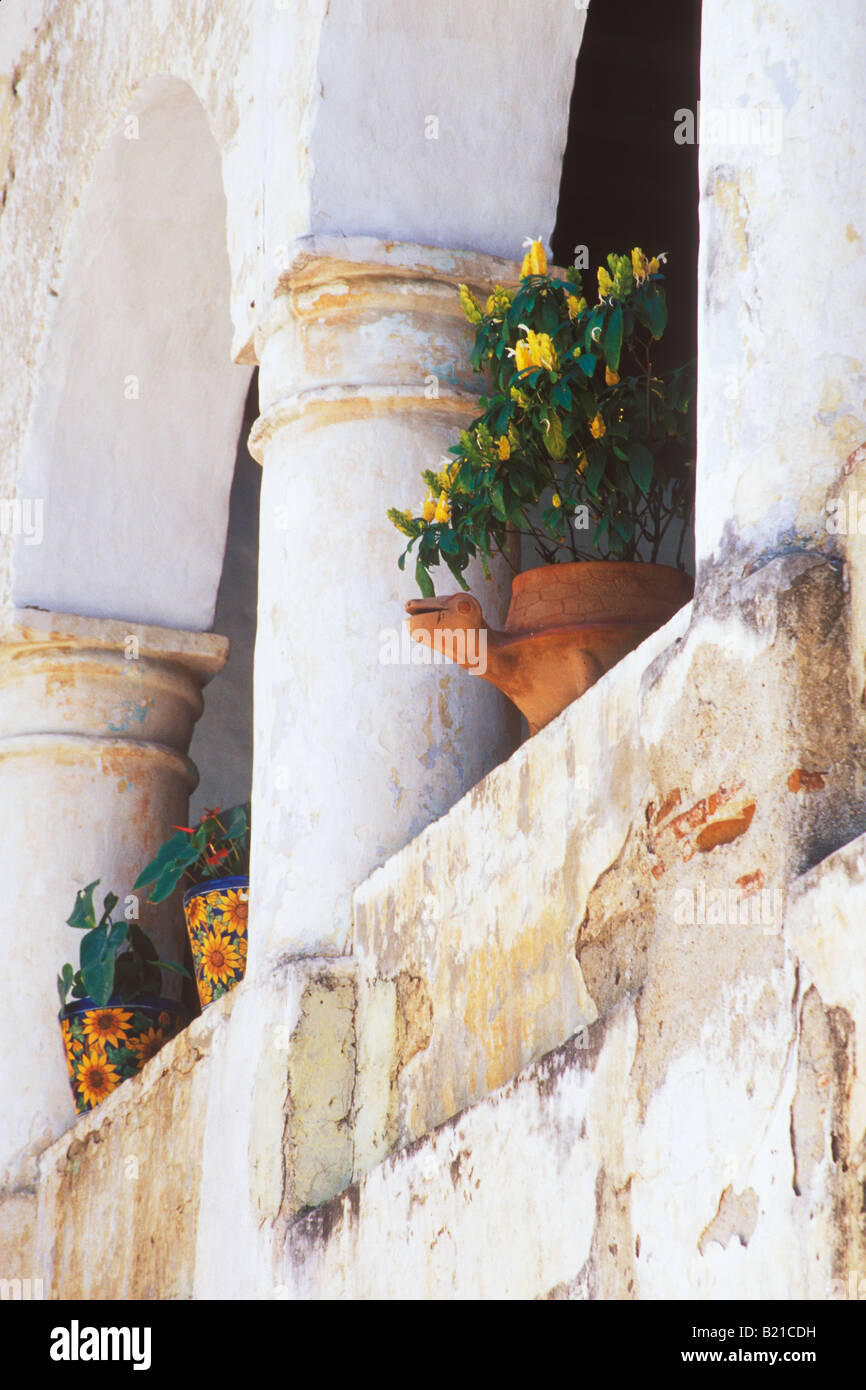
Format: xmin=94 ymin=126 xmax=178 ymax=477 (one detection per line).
xmin=697 ymin=0 xmax=866 ymax=573
xmin=6 ymin=819 xmax=864 ymax=1300
xmin=0 ymin=0 xmax=279 ymax=614
xmin=306 ymin=0 xmax=585 ymax=259
xmin=5 ymin=551 xmax=865 ymax=1298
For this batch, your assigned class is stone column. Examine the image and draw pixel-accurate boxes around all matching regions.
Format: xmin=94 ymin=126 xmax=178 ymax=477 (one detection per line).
xmin=248 ymin=236 xmax=520 ymax=963
xmin=0 ymin=608 xmax=226 ymax=1175
xmin=695 ymin=1 xmax=866 ymax=577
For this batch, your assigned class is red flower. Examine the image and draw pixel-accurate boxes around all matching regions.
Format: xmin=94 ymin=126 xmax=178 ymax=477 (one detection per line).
xmin=205 ymin=848 xmax=230 ymax=867
xmin=172 ymin=825 xmax=195 ymax=834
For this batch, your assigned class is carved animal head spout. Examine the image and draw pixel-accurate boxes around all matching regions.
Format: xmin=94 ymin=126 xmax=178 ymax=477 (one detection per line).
xmin=405 ymin=593 xmax=487 ymax=671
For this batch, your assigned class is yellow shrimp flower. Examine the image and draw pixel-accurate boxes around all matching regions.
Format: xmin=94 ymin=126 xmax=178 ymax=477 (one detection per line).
xmin=458 ymin=284 xmax=483 ymax=323
xmin=514 ymin=339 xmax=533 ymax=373
xmin=597 ymin=266 xmax=614 ymax=299
xmin=422 ymin=495 xmax=436 ymax=522
xmin=486 ymin=286 xmax=513 ymax=316
xmin=520 ymin=237 xmax=548 ymax=278
xmin=648 ymin=256 xmax=660 ymax=275
xmin=605 ymin=366 xmax=619 ymax=386
xmin=589 ymin=412 xmax=606 ymax=439
xmin=434 ymin=492 xmax=451 ymax=524
xmin=631 ymin=247 xmax=649 ymax=283
xmin=497 ymin=435 xmax=510 ymax=461
xmin=567 ymin=294 xmax=587 ymax=320
xmin=551 ymin=494 xmax=562 ymax=508
xmin=532 ymin=331 xmax=558 ymax=370
xmin=513 ymin=329 xmax=558 ymax=373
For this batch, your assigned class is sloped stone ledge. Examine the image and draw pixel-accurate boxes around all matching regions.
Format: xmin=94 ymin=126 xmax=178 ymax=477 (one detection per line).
xmin=351 ymin=601 xmax=693 ymax=1179
xmin=351 ymin=551 xmax=866 ymax=1184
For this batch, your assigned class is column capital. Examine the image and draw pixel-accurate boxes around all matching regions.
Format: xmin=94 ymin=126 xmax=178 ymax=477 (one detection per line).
xmin=249 ymin=237 xmax=525 ymax=464
xmin=270 ymin=235 xmax=521 ymax=303
xmin=0 ymin=608 xmax=228 ymax=756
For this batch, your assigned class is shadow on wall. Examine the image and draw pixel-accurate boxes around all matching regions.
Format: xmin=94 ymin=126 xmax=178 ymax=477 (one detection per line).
xmin=189 ymin=374 xmax=260 ymax=819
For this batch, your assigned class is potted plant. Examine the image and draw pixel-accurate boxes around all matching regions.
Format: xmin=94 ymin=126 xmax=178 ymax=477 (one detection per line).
xmin=388 ymin=240 xmax=696 ymax=732
xmin=133 ymin=803 xmax=250 ymax=1009
xmin=58 ymin=881 xmax=190 ymax=1115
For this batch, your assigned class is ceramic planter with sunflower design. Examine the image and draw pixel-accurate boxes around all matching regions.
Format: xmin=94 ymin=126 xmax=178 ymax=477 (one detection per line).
xmin=183 ymin=874 xmax=249 ymax=1008
xmin=59 ymin=995 xmax=188 ymax=1115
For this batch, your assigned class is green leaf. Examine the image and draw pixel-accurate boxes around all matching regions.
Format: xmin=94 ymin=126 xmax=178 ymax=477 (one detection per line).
xmin=133 ymin=831 xmax=196 ymax=891
xmin=628 ymin=442 xmax=654 ymax=496
xmin=539 ymin=297 xmax=559 ymax=334
xmin=543 ymin=414 xmax=567 ymax=460
xmin=80 ymin=923 xmax=109 ymax=973
xmin=489 ymin=482 xmax=508 ymax=522
xmin=158 ymin=959 xmax=192 ymax=979
xmin=415 ymin=558 xmax=435 ymax=598
xmin=81 ymin=938 xmax=116 ymax=1007
xmin=113 ymin=953 xmax=144 ymax=1002
xmin=127 ymin=922 xmax=158 ymax=963
xmin=601 ymin=305 xmax=623 ymax=371
xmin=106 ymin=921 xmax=128 ymax=953
xmin=221 ymin=804 xmax=249 ymax=842
xmin=147 ymin=863 xmax=186 ymax=905
xmin=67 ymin=880 xmax=99 ymax=931
xmin=439 ymin=528 xmax=458 ymax=556
xmin=442 ymin=551 xmax=470 ymax=590
xmin=643 ymin=286 xmax=668 ymax=339
xmin=576 ymin=353 xmax=596 ymax=378
xmin=585 ymin=456 xmax=605 ymax=497
xmin=57 ymin=963 xmax=75 ymax=1009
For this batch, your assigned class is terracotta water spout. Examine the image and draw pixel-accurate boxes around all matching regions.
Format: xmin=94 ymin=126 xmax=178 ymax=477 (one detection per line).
xmin=406 ymin=562 xmax=693 ymax=735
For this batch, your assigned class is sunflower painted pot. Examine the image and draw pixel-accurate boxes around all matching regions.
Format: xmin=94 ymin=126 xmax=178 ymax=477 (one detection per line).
xmin=59 ymin=996 xmax=188 ymax=1116
xmin=183 ymin=874 xmax=249 ymax=1009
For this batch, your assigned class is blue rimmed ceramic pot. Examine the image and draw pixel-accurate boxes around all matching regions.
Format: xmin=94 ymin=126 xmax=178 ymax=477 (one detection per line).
xmin=183 ymin=875 xmax=249 ymax=1008
xmin=59 ymin=995 xmax=188 ymax=1115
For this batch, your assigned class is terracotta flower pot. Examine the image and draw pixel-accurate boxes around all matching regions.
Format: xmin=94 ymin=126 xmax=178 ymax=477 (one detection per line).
xmin=59 ymin=995 xmax=188 ymax=1115
xmin=183 ymin=875 xmax=249 ymax=1009
xmin=406 ymin=560 xmax=693 ymax=734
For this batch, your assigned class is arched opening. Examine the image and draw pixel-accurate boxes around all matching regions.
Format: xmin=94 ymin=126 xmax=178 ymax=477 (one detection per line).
xmin=14 ymin=75 xmax=252 ymax=629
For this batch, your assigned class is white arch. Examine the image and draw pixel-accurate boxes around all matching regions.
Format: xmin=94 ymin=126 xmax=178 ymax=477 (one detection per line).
xmin=14 ymin=75 xmax=252 ymax=630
